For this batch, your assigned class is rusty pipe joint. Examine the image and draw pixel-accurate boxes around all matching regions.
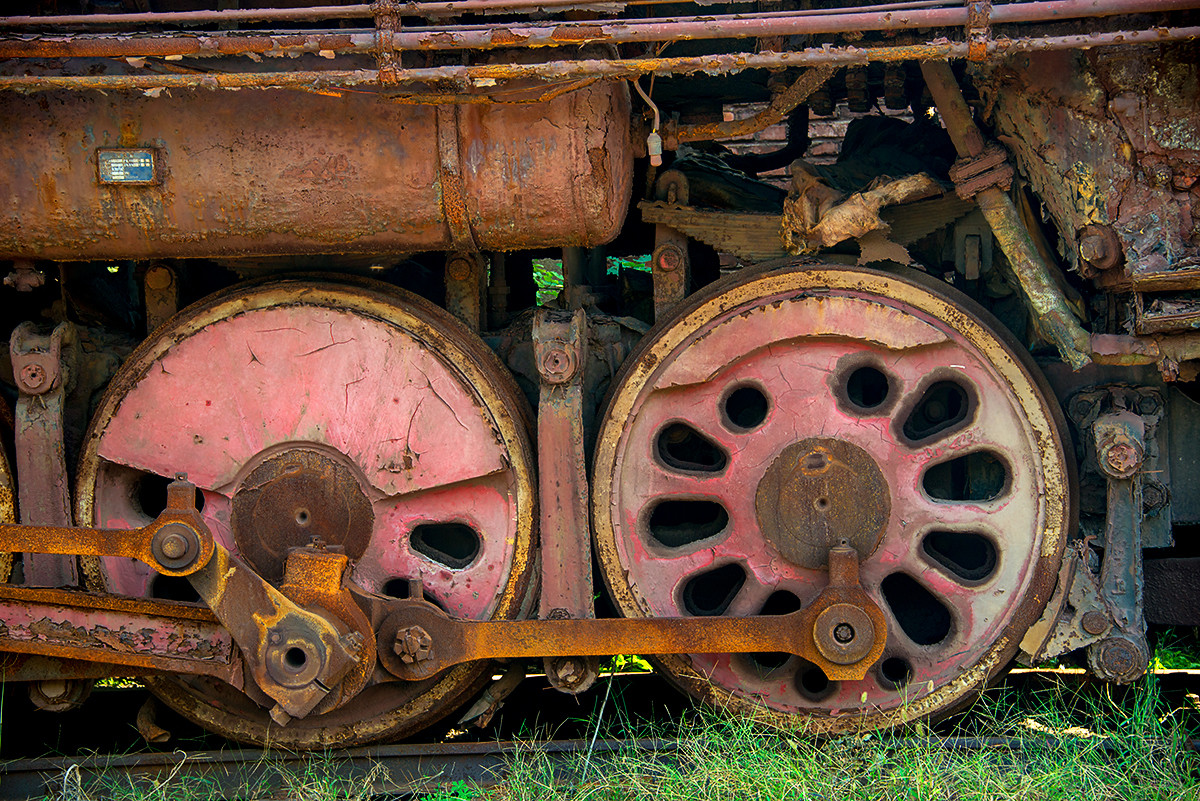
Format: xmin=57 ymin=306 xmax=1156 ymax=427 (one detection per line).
xmin=1092 ymin=410 xmax=1145 ymax=480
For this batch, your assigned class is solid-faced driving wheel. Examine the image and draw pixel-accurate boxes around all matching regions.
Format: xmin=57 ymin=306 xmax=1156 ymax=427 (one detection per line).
xmin=592 ymin=263 xmax=1072 ymax=732
xmin=77 ymin=278 xmax=536 ymax=747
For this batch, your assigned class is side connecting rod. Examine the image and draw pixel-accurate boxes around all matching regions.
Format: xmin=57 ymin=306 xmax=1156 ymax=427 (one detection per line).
xmin=0 ymin=476 xmax=359 ymax=722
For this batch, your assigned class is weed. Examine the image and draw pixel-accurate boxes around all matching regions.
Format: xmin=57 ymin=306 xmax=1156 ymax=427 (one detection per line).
xmin=421 ymin=779 xmax=484 ymax=800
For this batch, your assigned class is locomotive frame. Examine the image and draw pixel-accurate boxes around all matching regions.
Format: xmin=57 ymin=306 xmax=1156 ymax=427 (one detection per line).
xmin=0 ymin=0 xmax=1198 ymax=747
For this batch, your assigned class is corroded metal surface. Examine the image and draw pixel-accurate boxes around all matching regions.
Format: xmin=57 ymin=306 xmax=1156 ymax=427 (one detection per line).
xmin=533 ymin=309 xmax=597 ymax=693
xmin=0 ymin=80 xmax=631 ymax=260
xmin=1 ymin=28 xmax=1197 ymax=95
xmin=1 ymin=0 xmax=1195 ymax=59
xmin=231 ymin=448 xmax=374 ymax=584
xmin=74 ymin=278 xmax=537 ymax=748
xmin=592 ymin=264 xmax=1072 ymax=733
xmin=0 ymin=585 xmax=236 ymax=682
xmin=975 ymin=44 xmax=1200 ymax=284
xmin=363 ymin=594 xmax=884 ymax=682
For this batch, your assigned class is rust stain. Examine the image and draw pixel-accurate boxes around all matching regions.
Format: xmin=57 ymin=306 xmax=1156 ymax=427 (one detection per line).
xmin=280 ymin=153 xmax=355 ymax=186
xmin=488 ymin=28 xmax=530 ymax=46
xmin=550 ymin=24 xmax=604 ymax=42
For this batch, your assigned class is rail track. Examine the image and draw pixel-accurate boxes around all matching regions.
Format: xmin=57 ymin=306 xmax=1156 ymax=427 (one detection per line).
xmin=4 ymin=668 xmax=1199 ymax=800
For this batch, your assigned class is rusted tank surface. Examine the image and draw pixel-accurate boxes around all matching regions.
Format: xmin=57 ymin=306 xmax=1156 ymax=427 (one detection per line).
xmin=0 ymin=79 xmax=632 ymax=260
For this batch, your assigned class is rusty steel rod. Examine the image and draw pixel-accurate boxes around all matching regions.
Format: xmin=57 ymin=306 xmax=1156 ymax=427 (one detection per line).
xmin=2 ymin=0 xmax=1196 ymax=59
xmin=0 ymin=0 xmax=965 ymax=27
xmin=0 ymin=0 xmax=1039 ymax=28
xmin=1 ymin=27 xmax=1196 ymax=92
xmin=921 ymin=60 xmax=1093 ymax=370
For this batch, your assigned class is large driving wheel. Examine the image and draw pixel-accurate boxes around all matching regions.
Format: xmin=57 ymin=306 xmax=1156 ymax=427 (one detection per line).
xmin=77 ymin=278 xmax=536 ymax=747
xmin=592 ymin=263 xmax=1072 ymax=732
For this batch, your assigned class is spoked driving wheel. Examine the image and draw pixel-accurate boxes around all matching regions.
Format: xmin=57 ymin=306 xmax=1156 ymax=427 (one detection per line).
xmin=592 ymin=263 xmax=1072 ymax=732
xmin=77 ymin=279 xmax=536 ymax=747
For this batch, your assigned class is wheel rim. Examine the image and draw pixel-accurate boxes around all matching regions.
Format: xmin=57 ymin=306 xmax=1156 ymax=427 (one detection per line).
xmin=77 ymin=278 xmax=535 ymax=747
xmin=592 ymin=264 xmax=1071 ymax=732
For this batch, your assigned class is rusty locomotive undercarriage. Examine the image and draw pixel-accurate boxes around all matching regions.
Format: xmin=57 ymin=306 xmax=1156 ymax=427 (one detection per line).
xmin=0 ymin=0 xmax=1198 ymax=748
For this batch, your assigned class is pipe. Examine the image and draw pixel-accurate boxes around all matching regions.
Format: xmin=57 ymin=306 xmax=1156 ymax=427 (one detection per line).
xmin=0 ymin=0 xmax=982 ymax=28
xmin=1 ymin=0 xmax=1196 ymax=59
xmin=675 ymin=65 xmax=833 ymax=143
xmin=920 ymin=60 xmax=1092 ymax=370
xmin=0 ymin=27 xmax=1196 ymax=93
xmin=0 ymin=0 xmax=961 ymax=27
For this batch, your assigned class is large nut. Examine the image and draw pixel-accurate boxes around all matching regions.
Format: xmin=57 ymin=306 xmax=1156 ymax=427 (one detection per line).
xmin=150 ymin=522 xmax=202 ymax=571
xmin=538 ymin=344 xmax=578 ymax=384
xmin=393 ymin=625 xmax=433 ymax=663
xmin=1097 ymin=434 xmax=1143 ymax=479
xmin=1077 ymin=225 xmax=1122 ymax=275
xmin=813 ymin=603 xmax=875 ymax=665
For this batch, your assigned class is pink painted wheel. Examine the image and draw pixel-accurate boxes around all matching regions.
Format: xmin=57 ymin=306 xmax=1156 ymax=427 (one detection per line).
xmin=76 ymin=279 xmax=535 ymax=747
xmin=592 ymin=264 xmax=1072 ymax=732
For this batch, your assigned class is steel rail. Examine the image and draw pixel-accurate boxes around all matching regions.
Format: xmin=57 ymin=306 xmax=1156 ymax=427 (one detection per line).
xmin=0 ymin=738 xmax=680 ymax=800
xmin=1 ymin=27 xmax=1196 ymax=92
xmin=3 ymin=727 xmax=1198 ymax=800
xmin=1 ymin=0 xmax=1196 ymax=59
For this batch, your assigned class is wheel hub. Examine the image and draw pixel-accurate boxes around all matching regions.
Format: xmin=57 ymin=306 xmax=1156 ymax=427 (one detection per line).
xmin=231 ymin=447 xmax=374 ymax=583
xmin=755 ymin=437 xmax=890 ymax=569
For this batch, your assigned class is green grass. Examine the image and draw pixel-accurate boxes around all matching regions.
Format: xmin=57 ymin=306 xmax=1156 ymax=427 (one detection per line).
xmin=532 ymin=256 xmax=653 ymax=306
xmin=62 ymin=675 xmax=1200 ymax=800
xmin=57 ymin=636 xmax=1200 ymax=800
xmin=489 ymin=676 xmax=1200 ymax=801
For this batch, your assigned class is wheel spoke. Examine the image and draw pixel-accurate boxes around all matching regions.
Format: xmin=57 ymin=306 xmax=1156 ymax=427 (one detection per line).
xmin=356 ymin=473 xmax=520 ymax=619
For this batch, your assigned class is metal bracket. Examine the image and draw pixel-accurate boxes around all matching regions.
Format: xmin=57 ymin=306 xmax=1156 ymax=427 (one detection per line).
xmin=533 ymin=308 xmax=599 ymax=694
xmin=1084 ymin=406 xmax=1151 ymax=682
xmin=10 ymin=322 xmax=78 ymax=588
xmin=373 ymin=0 xmax=401 ymax=85
xmin=965 ymin=0 xmax=992 ymax=62
xmin=144 ymin=263 xmax=179 ymax=332
xmin=651 ymin=172 xmax=692 ymax=323
xmin=953 ymin=211 xmax=994 ymax=281
xmin=1019 ymin=543 xmax=1112 ymax=663
xmin=445 ymin=252 xmax=486 ymax=332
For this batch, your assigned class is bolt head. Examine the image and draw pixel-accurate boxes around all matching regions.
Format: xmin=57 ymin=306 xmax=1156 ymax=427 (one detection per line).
xmin=394 ymin=625 xmax=432 ymax=663
xmin=1102 ymin=441 xmax=1142 ymax=478
xmin=1081 ymin=611 xmax=1109 ymax=636
xmin=1079 ymin=234 xmax=1109 ymax=264
xmin=145 ymin=266 xmax=174 ymax=291
xmin=19 ymin=363 xmax=46 ymax=391
xmin=446 ymin=258 xmax=473 ymax=282
xmin=656 ymin=246 xmax=683 ymax=272
xmin=833 ymin=623 xmax=856 ymax=644
xmin=159 ymin=531 xmax=189 ymax=560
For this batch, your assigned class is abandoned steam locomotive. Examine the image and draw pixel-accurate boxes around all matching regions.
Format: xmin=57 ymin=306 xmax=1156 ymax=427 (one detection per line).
xmin=0 ymin=0 xmax=1197 ymax=748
